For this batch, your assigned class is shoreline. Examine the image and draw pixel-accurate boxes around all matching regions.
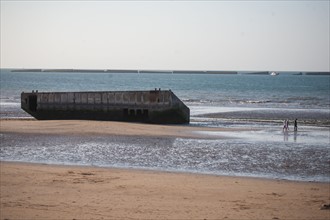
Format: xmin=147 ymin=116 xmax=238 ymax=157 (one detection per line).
xmin=1 ymin=119 xmax=329 ymax=183
xmin=1 ymin=161 xmax=329 ymax=219
xmin=1 ymin=160 xmax=290 ymax=182
xmin=1 ymin=159 xmax=328 ymax=184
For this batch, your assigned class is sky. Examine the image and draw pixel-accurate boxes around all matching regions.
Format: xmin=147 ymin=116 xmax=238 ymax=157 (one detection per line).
xmin=1 ymin=1 xmax=329 ymax=72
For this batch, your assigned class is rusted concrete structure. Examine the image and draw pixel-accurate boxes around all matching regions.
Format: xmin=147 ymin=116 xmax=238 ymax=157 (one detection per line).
xmin=21 ymin=90 xmax=190 ymax=124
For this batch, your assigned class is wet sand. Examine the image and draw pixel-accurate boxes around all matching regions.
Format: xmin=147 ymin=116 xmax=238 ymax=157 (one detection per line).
xmin=0 ymin=119 xmax=251 ymax=139
xmin=1 ymin=162 xmax=329 ymax=220
xmin=1 ymin=120 xmax=330 ymax=219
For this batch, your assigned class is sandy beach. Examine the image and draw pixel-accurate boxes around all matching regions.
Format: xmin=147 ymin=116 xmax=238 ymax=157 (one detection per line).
xmin=0 ymin=119 xmax=249 ymax=139
xmin=1 ymin=119 xmax=330 ymax=219
xmin=1 ymin=162 xmax=329 ymax=220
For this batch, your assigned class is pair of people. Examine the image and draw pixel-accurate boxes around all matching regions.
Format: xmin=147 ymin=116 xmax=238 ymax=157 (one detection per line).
xmin=283 ymin=119 xmax=298 ymax=131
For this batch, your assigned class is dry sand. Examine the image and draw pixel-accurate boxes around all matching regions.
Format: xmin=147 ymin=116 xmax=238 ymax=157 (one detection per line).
xmin=1 ymin=162 xmax=329 ymax=220
xmin=1 ymin=119 xmax=330 ymax=219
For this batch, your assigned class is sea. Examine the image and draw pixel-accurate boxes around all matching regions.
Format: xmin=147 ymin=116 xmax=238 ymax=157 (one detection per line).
xmin=1 ymin=68 xmax=329 ymax=182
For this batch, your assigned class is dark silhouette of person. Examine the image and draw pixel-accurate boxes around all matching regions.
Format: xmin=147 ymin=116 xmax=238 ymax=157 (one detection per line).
xmin=294 ymin=118 xmax=298 ymax=131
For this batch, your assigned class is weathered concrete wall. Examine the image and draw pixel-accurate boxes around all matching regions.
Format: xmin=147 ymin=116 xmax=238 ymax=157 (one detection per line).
xmin=36 ymin=91 xmax=171 ymax=110
xmin=21 ymin=90 xmax=189 ymax=124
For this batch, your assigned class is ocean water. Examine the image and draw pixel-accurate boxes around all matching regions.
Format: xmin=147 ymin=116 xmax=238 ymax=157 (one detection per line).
xmin=1 ymin=69 xmax=329 ymax=121
xmin=1 ymin=69 xmax=329 ymax=182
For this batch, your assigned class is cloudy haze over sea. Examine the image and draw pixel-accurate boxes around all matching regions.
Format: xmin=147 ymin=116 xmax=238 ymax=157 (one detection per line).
xmin=1 ymin=1 xmax=329 ymax=71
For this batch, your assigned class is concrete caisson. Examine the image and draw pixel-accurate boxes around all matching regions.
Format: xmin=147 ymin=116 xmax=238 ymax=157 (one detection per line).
xmin=21 ymin=90 xmax=190 ymax=124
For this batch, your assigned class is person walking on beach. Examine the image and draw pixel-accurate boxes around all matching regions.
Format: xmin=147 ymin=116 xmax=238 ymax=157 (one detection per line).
xmin=283 ymin=119 xmax=287 ymax=131
xmin=294 ymin=118 xmax=298 ymax=131
xmin=286 ymin=119 xmax=289 ymax=131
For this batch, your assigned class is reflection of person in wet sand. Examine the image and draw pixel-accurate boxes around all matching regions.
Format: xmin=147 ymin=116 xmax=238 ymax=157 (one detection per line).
xmin=284 ymin=131 xmax=289 ymax=141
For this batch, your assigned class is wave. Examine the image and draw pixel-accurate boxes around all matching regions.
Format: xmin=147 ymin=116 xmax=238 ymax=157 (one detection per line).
xmin=183 ymin=99 xmax=214 ymax=104
xmin=184 ymin=98 xmax=273 ymax=105
xmin=243 ymin=100 xmax=272 ymax=104
xmin=286 ymin=96 xmax=323 ymax=101
xmin=0 ymin=102 xmax=20 ymax=106
xmin=193 ymin=108 xmax=330 ymax=127
xmin=183 ymin=96 xmax=328 ymax=109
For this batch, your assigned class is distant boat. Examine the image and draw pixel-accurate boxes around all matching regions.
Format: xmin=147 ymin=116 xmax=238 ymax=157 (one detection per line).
xmin=270 ymin=71 xmax=279 ymax=76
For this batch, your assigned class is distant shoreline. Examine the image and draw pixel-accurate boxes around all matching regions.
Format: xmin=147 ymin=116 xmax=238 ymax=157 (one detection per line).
xmin=7 ymin=68 xmax=330 ymax=75
xmin=9 ymin=68 xmax=238 ymax=74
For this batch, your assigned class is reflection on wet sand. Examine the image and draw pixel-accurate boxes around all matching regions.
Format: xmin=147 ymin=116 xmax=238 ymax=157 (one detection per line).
xmin=1 ymin=131 xmax=329 ymax=182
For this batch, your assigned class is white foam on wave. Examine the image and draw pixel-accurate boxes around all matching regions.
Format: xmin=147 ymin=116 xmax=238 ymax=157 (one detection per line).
xmin=189 ymin=105 xmax=330 ymax=116
xmin=188 ymin=105 xmax=269 ymax=116
xmin=0 ymin=102 xmax=20 ymax=106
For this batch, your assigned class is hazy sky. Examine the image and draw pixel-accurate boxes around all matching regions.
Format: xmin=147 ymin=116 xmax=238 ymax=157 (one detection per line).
xmin=1 ymin=1 xmax=329 ymax=71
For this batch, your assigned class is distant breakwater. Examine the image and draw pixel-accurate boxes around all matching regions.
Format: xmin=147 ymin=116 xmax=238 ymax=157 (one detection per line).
xmin=10 ymin=69 xmax=237 ymax=74
xmin=9 ymin=69 xmax=330 ymax=75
